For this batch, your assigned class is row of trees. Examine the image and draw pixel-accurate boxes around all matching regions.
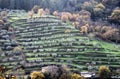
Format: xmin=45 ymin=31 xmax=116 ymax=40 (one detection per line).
xmin=0 ymin=64 xmax=114 ymax=79
xmin=30 ymin=65 xmax=111 ymax=79
xmin=0 ymin=0 xmax=119 ymax=12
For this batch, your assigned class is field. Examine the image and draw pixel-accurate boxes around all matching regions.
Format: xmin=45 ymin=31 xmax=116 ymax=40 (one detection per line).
xmin=0 ymin=13 xmax=120 ymax=74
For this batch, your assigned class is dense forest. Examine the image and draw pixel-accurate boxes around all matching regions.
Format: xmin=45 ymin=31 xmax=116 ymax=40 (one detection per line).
xmin=0 ymin=0 xmax=119 ymax=12
xmin=0 ymin=0 xmax=120 ymax=22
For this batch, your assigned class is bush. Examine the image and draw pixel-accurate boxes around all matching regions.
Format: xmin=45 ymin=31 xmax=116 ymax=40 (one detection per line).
xmin=32 ymin=5 xmax=40 ymax=13
xmin=38 ymin=9 xmax=45 ymax=17
xmin=93 ymin=3 xmax=105 ymax=18
xmin=80 ymin=24 xmax=89 ymax=34
xmin=61 ymin=12 xmax=72 ymax=22
xmin=41 ymin=65 xmax=71 ymax=79
xmin=71 ymin=14 xmax=79 ymax=21
xmin=41 ymin=66 xmax=59 ymax=79
xmin=71 ymin=73 xmax=84 ymax=79
xmin=99 ymin=65 xmax=111 ymax=79
xmin=1 ymin=11 xmax=7 ymax=18
xmin=30 ymin=71 xmax=45 ymax=79
xmin=109 ymin=8 xmax=120 ymax=24
xmin=53 ymin=11 xmax=59 ymax=17
xmin=82 ymin=1 xmax=97 ymax=13
xmin=59 ymin=72 xmax=71 ymax=79
xmin=72 ymin=21 xmax=79 ymax=29
xmin=28 ymin=11 xmax=34 ymax=18
xmin=13 ymin=46 xmax=22 ymax=51
xmin=65 ymin=29 xmax=71 ymax=33
xmin=61 ymin=14 xmax=69 ymax=22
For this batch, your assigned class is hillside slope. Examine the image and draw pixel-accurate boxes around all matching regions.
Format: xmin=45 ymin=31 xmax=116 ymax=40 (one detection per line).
xmin=1 ymin=14 xmax=120 ymax=73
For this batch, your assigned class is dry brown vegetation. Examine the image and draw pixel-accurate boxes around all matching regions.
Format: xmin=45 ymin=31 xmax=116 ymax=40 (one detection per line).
xmin=52 ymin=9 xmax=120 ymax=42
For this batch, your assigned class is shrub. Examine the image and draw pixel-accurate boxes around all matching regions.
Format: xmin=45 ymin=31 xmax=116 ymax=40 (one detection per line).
xmin=72 ymin=14 xmax=79 ymax=21
xmin=65 ymin=29 xmax=71 ymax=33
xmin=80 ymin=24 xmax=89 ymax=34
xmin=79 ymin=10 xmax=91 ymax=24
xmin=71 ymin=73 xmax=84 ymax=79
xmin=65 ymin=12 xmax=72 ymax=21
xmin=95 ymin=3 xmax=105 ymax=9
xmin=72 ymin=21 xmax=79 ymax=29
xmin=10 ymin=75 xmax=16 ymax=79
xmin=82 ymin=1 xmax=98 ymax=13
xmin=42 ymin=65 xmax=71 ymax=79
xmin=30 ymin=71 xmax=45 ymax=79
xmin=13 ymin=46 xmax=22 ymax=51
xmin=1 ymin=11 xmax=7 ymax=18
xmin=82 ymin=2 xmax=93 ymax=13
xmin=41 ymin=66 xmax=59 ymax=79
xmin=98 ymin=65 xmax=111 ymax=79
xmin=32 ymin=5 xmax=40 ymax=13
xmin=101 ymin=28 xmax=119 ymax=39
xmin=93 ymin=3 xmax=105 ymax=17
xmin=94 ymin=26 xmax=102 ymax=32
xmin=100 ymin=26 xmax=112 ymax=33
xmin=38 ymin=9 xmax=45 ymax=17
xmin=109 ymin=8 xmax=120 ymax=23
xmin=59 ymin=72 xmax=71 ymax=79
xmin=28 ymin=11 xmax=34 ymax=18
xmin=61 ymin=14 xmax=69 ymax=22
xmin=53 ymin=11 xmax=59 ymax=17
xmin=45 ymin=8 xmax=50 ymax=15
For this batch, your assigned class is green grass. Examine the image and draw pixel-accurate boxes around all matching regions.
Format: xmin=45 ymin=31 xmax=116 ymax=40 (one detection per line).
xmin=95 ymin=40 xmax=120 ymax=54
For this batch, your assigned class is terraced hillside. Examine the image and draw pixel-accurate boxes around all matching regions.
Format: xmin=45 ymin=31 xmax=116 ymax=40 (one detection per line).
xmin=1 ymin=14 xmax=120 ymax=73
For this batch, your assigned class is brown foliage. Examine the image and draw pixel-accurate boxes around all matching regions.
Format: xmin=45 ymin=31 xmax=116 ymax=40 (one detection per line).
xmin=71 ymin=14 xmax=79 ymax=21
xmin=94 ymin=26 xmax=102 ymax=32
xmin=71 ymin=73 xmax=84 ymax=79
xmin=65 ymin=29 xmax=71 ymax=33
xmin=100 ymin=26 xmax=112 ymax=33
xmin=80 ymin=24 xmax=89 ymax=33
xmin=28 ymin=11 xmax=34 ymax=18
xmin=38 ymin=9 xmax=45 ymax=17
xmin=65 ymin=12 xmax=72 ymax=20
xmin=72 ymin=21 xmax=79 ymax=28
xmin=99 ymin=65 xmax=110 ymax=78
xmin=61 ymin=12 xmax=72 ymax=22
xmin=32 ymin=5 xmax=40 ymax=13
xmin=61 ymin=14 xmax=69 ymax=22
xmin=59 ymin=73 xmax=71 ymax=79
xmin=53 ymin=11 xmax=59 ymax=16
xmin=30 ymin=71 xmax=45 ymax=79
xmin=101 ymin=28 xmax=118 ymax=39
xmin=79 ymin=10 xmax=91 ymax=17
xmin=13 ymin=46 xmax=22 ymax=51
xmin=95 ymin=3 xmax=105 ymax=9
xmin=109 ymin=8 xmax=120 ymax=23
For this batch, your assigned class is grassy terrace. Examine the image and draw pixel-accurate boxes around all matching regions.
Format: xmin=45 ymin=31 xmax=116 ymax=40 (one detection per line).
xmin=2 ymin=13 xmax=119 ymax=72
